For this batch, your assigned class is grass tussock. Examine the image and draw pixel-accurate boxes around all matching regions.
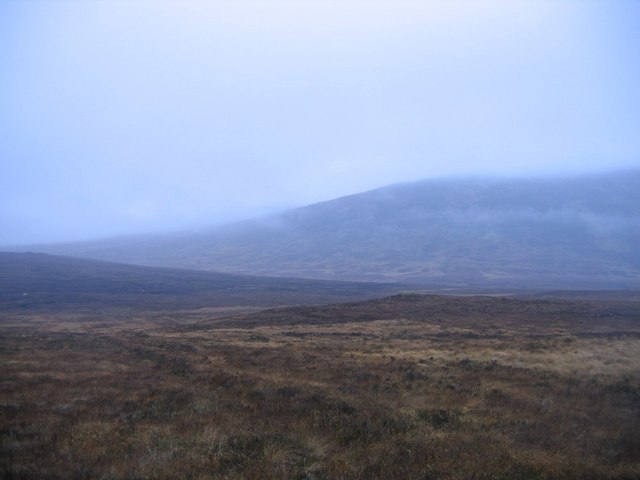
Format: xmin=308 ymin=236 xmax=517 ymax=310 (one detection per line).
xmin=1 ymin=294 xmax=640 ymax=479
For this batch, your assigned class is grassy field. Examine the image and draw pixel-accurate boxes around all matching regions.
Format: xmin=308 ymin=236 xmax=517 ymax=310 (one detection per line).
xmin=1 ymin=293 xmax=639 ymax=479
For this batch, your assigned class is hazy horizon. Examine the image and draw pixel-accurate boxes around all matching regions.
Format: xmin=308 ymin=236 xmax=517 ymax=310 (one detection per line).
xmin=2 ymin=1 xmax=639 ymax=245
xmin=4 ymin=167 xmax=639 ymax=249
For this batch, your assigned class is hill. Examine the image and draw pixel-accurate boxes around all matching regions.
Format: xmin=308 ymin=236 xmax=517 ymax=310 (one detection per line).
xmin=0 ymin=252 xmax=399 ymax=313
xmin=23 ymin=170 xmax=640 ymax=289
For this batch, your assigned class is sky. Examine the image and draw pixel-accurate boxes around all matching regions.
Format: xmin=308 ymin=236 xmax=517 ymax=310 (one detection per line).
xmin=1 ymin=0 xmax=639 ymax=245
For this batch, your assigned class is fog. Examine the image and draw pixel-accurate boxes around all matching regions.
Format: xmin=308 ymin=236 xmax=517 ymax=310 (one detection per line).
xmin=1 ymin=0 xmax=639 ymax=245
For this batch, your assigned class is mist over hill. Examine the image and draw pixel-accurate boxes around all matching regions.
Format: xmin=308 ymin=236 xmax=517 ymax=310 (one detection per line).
xmin=26 ymin=170 xmax=640 ymax=289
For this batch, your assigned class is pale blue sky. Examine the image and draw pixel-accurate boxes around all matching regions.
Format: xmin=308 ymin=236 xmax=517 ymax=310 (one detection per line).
xmin=1 ymin=0 xmax=639 ymax=245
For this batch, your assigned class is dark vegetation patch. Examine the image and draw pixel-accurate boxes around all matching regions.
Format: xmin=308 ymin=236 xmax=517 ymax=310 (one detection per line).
xmin=216 ymin=292 xmax=640 ymax=333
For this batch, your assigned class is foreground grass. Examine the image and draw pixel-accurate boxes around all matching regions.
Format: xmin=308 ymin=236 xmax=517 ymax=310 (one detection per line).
xmin=1 ymin=294 xmax=640 ymax=479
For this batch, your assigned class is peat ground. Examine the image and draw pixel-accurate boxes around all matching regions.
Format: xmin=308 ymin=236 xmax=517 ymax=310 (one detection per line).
xmin=1 ymin=292 xmax=640 ymax=479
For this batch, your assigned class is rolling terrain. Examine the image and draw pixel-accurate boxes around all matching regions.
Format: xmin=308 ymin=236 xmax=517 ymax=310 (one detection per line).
xmin=0 ymin=252 xmax=401 ymax=315
xmin=2 ymin=288 xmax=640 ymax=479
xmin=2 ymin=251 xmax=639 ymax=478
xmin=28 ymin=170 xmax=640 ymax=289
xmin=2 ymin=172 xmax=640 ymax=477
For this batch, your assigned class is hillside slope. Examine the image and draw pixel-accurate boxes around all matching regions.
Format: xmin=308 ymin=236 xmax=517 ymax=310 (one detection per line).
xmin=27 ymin=170 xmax=640 ymax=288
xmin=0 ymin=252 xmax=398 ymax=312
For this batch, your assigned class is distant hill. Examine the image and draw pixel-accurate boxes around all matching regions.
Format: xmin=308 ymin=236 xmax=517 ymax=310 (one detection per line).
xmin=24 ymin=170 xmax=640 ymax=289
xmin=0 ymin=252 xmax=398 ymax=313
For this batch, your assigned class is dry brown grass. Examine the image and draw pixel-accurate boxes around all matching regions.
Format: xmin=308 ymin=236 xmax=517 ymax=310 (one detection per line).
xmin=1 ymin=294 xmax=640 ymax=479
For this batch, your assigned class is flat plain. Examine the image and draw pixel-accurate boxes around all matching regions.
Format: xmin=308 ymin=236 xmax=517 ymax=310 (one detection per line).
xmin=2 ymin=289 xmax=640 ymax=479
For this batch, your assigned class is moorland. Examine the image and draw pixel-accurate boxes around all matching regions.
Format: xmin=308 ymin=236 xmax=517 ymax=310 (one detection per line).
xmin=1 ymin=253 xmax=639 ymax=479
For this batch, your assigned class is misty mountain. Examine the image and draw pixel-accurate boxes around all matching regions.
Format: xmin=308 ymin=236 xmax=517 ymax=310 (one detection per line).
xmin=30 ymin=170 xmax=640 ymax=289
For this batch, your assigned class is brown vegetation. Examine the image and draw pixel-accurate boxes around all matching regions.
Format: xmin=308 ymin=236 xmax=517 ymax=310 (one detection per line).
xmin=1 ymin=294 xmax=640 ymax=479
